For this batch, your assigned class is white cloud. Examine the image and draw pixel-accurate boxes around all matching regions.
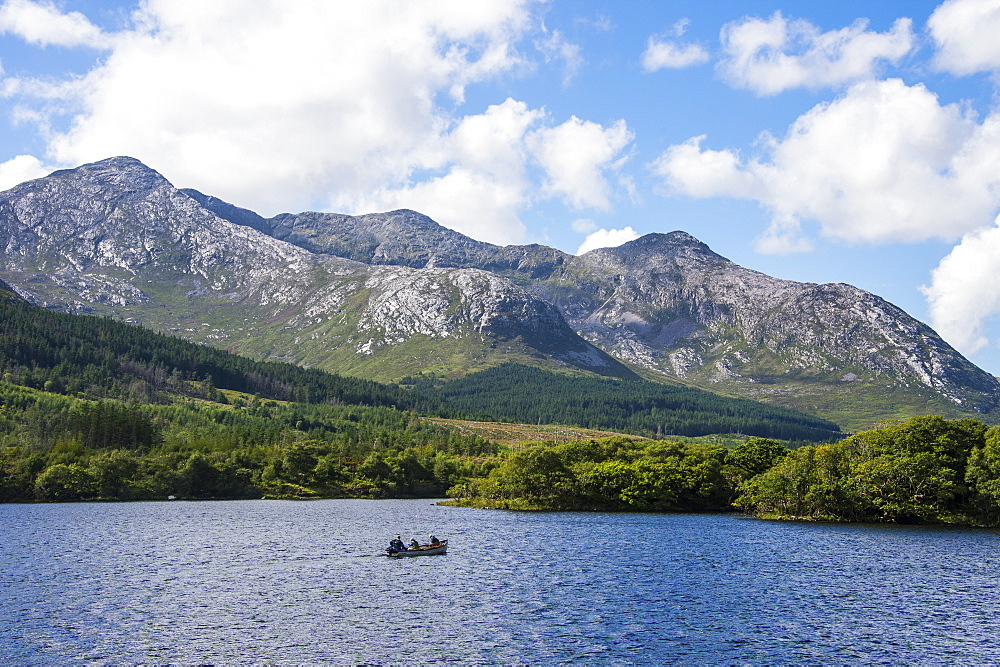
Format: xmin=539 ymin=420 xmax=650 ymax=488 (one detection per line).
xmin=366 ymin=166 xmax=530 ymax=245
xmin=651 ymin=135 xmax=755 ymax=199
xmin=536 ymin=29 xmax=583 ymax=86
xmin=0 ymin=0 xmax=110 ymax=48
xmin=576 ymin=226 xmax=640 ymax=255
xmin=575 ymin=15 xmax=613 ymax=32
xmin=357 ymin=98 xmax=541 ymax=244
xmin=651 ymin=79 xmax=1000 ymax=253
xmin=641 ymin=38 xmax=710 ymax=71
xmin=571 ymin=218 xmax=596 ymax=234
xmin=0 ymin=154 xmax=47 ymax=191
xmin=41 ymin=0 xmax=536 ymax=221
xmin=922 ymin=219 xmax=1000 ymax=356
xmin=718 ymin=12 xmax=914 ymax=95
xmin=642 ymin=19 xmax=709 ymax=72
xmin=353 ymin=97 xmax=634 ymax=244
xmin=0 ymin=0 xmax=634 ymax=246
xmin=529 ymin=116 xmax=633 ymax=211
xmin=929 ymin=0 xmax=1000 ymax=76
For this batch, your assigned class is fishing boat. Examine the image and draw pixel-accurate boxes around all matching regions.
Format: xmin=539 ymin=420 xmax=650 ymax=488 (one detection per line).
xmin=386 ymin=539 xmax=448 ymax=557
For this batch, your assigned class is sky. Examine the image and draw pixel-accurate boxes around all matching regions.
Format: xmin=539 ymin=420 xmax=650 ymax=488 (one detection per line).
xmin=2 ymin=1 xmax=1000 ymax=374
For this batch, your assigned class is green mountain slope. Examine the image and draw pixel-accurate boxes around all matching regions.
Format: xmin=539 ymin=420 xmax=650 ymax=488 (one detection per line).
xmin=0 ymin=292 xmax=841 ymax=441
xmin=0 ymin=289 xmax=438 ymax=411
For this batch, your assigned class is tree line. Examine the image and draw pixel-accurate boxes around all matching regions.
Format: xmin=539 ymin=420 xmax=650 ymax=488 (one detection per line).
xmin=407 ymin=363 xmax=842 ymax=442
xmin=734 ymin=415 xmax=1000 ymax=525
xmin=447 ymin=435 xmax=787 ymax=512
xmin=449 ymin=414 xmax=1000 ymax=527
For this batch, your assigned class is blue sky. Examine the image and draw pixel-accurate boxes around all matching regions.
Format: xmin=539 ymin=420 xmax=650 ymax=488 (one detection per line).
xmin=2 ymin=1 xmax=1000 ymax=374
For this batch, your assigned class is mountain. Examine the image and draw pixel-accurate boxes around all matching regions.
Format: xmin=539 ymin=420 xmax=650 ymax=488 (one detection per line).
xmin=533 ymin=233 xmax=1000 ymax=425
xmin=0 ymin=157 xmax=629 ymax=381
xmin=1 ymin=157 xmax=997 ymax=429
xmin=192 ymin=176 xmax=1000 ymax=426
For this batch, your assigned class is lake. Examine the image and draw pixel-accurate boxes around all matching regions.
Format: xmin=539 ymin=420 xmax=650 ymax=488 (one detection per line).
xmin=2 ymin=499 xmax=1000 ymax=664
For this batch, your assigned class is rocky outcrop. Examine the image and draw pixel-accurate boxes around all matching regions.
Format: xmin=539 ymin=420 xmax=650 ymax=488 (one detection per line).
xmin=539 ymin=233 xmax=1000 ymax=412
xmin=231 ymin=197 xmax=999 ymax=415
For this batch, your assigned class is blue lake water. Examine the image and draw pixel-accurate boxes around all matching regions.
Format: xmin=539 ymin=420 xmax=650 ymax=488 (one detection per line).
xmin=3 ymin=499 xmax=1000 ymax=664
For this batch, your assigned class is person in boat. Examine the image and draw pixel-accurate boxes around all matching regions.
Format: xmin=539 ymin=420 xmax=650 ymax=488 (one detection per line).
xmin=389 ymin=536 xmax=405 ymax=552
xmin=428 ymin=535 xmax=440 ymax=546
xmin=408 ymin=538 xmax=420 ymax=550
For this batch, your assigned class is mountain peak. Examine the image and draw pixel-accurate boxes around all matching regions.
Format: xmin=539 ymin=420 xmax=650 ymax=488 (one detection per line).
xmin=624 ymin=231 xmax=712 ymax=253
xmin=51 ymin=155 xmax=159 ymax=178
xmin=42 ymin=156 xmax=170 ymax=201
xmin=580 ymin=231 xmax=725 ymax=267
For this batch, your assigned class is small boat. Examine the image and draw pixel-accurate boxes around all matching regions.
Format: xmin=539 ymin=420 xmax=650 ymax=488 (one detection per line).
xmin=386 ymin=540 xmax=448 ymax=557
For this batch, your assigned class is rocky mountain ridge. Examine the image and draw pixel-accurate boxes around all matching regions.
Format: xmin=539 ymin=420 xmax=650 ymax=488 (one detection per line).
xmin=1 ymin=157 xmax=997 ymax=429
xmin=198 ymin=181 xmax=998 ymax=422
xmin=0 ymin=157 xmax=626 ymax=380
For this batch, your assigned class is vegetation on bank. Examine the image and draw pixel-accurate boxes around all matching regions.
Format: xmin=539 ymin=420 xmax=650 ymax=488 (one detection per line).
xmin=734 ymin=415 xmax=1000 ymax=526
xmin=0 ymin=383 xmax=500 ymax=502
xmin=445 ymin=414 xmax=1000 ymax=527
xmin=445 ymin=435 xmax=787 ymax=512
xmin=5 ymin=367 xmax=1000 ymax=529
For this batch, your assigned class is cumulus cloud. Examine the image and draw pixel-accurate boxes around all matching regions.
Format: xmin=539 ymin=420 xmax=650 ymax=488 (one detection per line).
xmin=1 ymin=0 xmax=633 ymax=246
xmin=641 ymin=19 xmax=709 ymax=71
xmin=718 ymin=12 xmax=914 ymax=95
xmin=576 ymin=226 xmax=640 ymax=255
xmin=355 ymin=98 xmax=633 ymax=243
xmin=0 ymin=154 xmax=47 ymax=191
xmin=357 ymin=98 xmax=542 ymax=243
xmin=642 ymin=39 xmax=710 ymax=71
xmin=929 ymin=0 xmax=1000 ymax=76
xmin=651 ymin=79 xmax=1000 ymax=253
xmin=922 ymin=220 xmax=1000 ymax=356
xmin=0 ymin=0 xmax=110 ymax=48
xmin=529 ymin=116 xmax=633 ymax=211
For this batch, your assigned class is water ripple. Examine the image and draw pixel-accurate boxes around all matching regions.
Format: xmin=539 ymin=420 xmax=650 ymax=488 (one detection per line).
xmin=2 ymin=500 xmax=1000 ymax=663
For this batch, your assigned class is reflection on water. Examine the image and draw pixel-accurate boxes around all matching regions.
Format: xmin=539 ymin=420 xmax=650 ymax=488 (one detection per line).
xmin=2 ymin=499 xmax=1000 ymax=663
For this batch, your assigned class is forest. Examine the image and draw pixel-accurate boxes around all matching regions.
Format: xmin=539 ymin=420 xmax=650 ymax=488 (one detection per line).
xmin=406 ymin=363 xmax=842 ymax=442
xmin=446 ymin=435 xmax=787 ymax=512
xmin=734 ymin=415 xmax=1000 ymax=525
xmin=0 ymin=282 xmax=440 ymax=412
xmin=0 ymin=382 xmax=500 ymax=502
